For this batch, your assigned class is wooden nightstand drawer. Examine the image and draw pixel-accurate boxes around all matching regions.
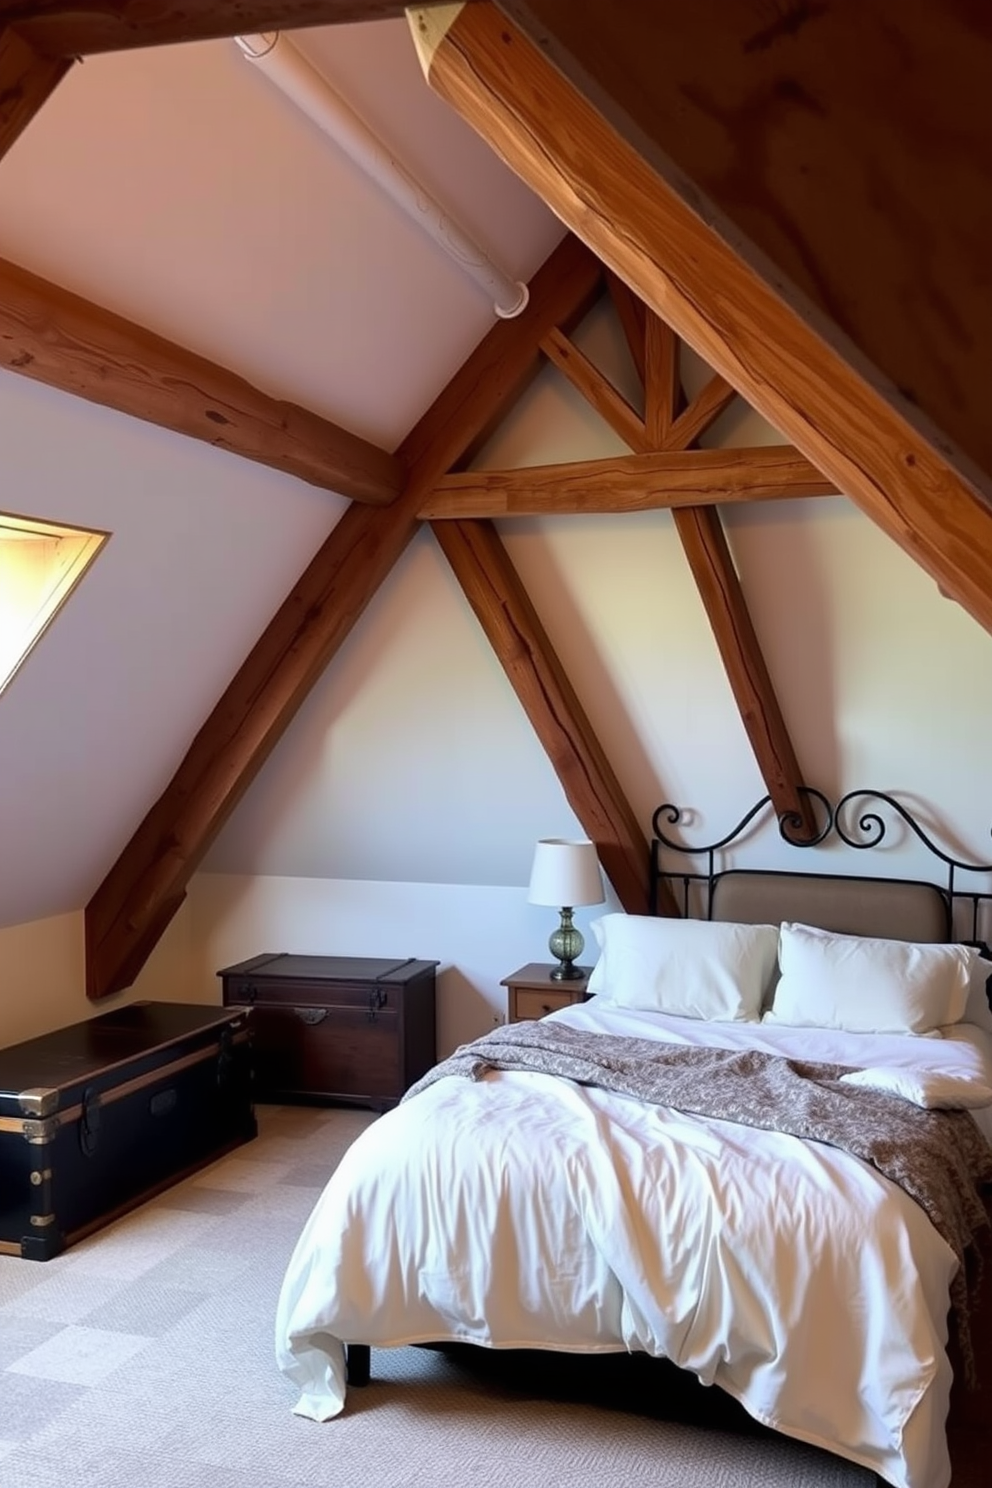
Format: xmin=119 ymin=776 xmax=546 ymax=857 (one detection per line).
xmin=512 ymin=987 xmax=579 ymax=1021
xmin=501 ymin=963 xmax=592 ymax=1024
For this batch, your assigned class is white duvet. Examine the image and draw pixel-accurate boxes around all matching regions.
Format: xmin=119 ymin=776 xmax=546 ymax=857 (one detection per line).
xmin=275 ymin=1002 xmax=992 ymax=1488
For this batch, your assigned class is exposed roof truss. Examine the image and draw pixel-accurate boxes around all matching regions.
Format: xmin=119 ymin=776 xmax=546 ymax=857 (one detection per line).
xmin=4 ymin=0 xmax=978 ymax=995
xmin=82 ymin=230 xmax=817 ymax=998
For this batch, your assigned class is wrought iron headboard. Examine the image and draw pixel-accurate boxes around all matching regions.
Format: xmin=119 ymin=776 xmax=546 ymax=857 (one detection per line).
xmin=650 ymin=787 xmax=992 ymax=946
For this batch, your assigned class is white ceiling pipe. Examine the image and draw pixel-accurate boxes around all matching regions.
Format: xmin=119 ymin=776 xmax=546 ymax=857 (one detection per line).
xmin=235 ymin=32 xmax=529 ymax=319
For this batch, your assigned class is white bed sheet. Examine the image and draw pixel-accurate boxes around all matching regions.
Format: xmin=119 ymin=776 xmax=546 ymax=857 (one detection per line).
xmin=275 ymin=1003 xmax=992 ymax=1488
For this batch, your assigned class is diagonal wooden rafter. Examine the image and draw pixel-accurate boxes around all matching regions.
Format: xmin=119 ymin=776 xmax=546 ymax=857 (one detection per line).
xmin=0 ymin=254 xmax=403 ymax=505
xmin=422 ymin=447 xmax=835 ymax=518
xmin=461 ymin=257 xmax=820 ymax=830
xmin=539 ymin=326 xmax=644 ymax=450
xmin=499 ymin=259 xmax=820 ymax=831
xmin=644 ymin=313 xmax=678 ymax=445
xmin=85 ymin=233 xmax=641 ymax=998
xmin=0 ymin=23 xmax=72 ymax=163
xmin=666 ymin=373 xmax=736 ymax=452
xmin=539 ymin=317 xmax=811 ymax=482
xmin=602 ymin=282 xmax=738 ymax=455
xmin=414 ymin=3 xmax=992 ymax=638
xmin=432 ymin=518 xmax=663 ymax=916
xmin=675 ymin=499 xmax=821 ymax=840
xmin=494 ymin=0 xmax=992 ymax=505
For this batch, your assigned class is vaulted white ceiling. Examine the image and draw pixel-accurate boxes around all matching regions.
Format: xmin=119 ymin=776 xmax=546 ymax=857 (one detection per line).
xmin=0 ymin=19 xmax=562 ymax=444
xmin=0 ymin=17 xmax=565 ymax=925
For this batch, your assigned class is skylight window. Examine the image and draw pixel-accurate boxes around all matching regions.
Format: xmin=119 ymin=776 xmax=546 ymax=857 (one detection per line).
xmin=0 ymin=511 xmax=108 ymax=696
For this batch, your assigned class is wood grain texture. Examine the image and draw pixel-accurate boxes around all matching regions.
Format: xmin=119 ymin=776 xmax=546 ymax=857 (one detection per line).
xmin=3 ymin=2 xmax=427 ymax=56
xmin=496 ymin=0 xmax=992 ymax=490
xmin=539 ymin=325 xmax=644 ymax=450
xmin=0 ymin=24 xmax=71 ymax=161
xmin=662 ymin=373 xmax=737 ymax=452
xmin=644 ymin=311 xmax=678 ymax=444
xmin=424 ymin=4 xmax=992 ymax=636
xmin=423 ymin=446 xmax=834 ymax=518
xmin=0 ymin=254 xmax=403 ymax=505
xmin=528 ymin=268 xmax=815 ymax=828
xmin=431 ymin=518 xmax=669 ymax=916
xmin=85 ymin=490 xmax=426 ymax=999
xmin=85 ymin=233 xmax=604 ymax=999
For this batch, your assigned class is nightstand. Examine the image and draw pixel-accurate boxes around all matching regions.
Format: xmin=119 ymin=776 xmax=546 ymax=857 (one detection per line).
xmin=501 ymin=962 xmax=592 ymax=1023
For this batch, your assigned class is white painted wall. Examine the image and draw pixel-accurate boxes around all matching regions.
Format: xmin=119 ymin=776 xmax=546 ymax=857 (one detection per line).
xmin=0 ymin=880 xmax=620 ymax=1058
xmin=202 ymin=296 xmax=992 ymax=884
xmin=189 ymin=299 xmax=992 ymax=1058
xmin=187 ymin=875 xmax=620 ymax=1057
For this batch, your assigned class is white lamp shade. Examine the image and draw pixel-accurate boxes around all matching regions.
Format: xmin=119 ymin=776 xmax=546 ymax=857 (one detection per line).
xmin=527 ymin=839 xmax=604 ymax=908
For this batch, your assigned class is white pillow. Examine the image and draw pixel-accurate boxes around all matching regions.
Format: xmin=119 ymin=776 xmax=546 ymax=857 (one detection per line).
xmin=839 ymin=1065 xmax=992 ymax=1110
xmin=587 ymin=914 xmax=779 ymax=1022
xmin=765 ymin=922 xmax=973 ymax=1036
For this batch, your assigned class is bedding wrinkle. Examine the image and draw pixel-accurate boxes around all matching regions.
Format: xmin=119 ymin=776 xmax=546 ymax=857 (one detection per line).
xmin=405 ymin=1018 xmax=992 ymax=1383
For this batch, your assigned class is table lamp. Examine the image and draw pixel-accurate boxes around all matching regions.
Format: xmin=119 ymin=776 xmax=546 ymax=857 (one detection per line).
xmin=527 ymin=838 xmax=605 ymax=980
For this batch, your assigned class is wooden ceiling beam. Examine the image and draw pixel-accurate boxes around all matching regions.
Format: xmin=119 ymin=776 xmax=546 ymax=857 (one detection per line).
xmin=423 ymin=447 xmax=835 ymax=518
xmin=86 ymin=488 xmax=426 ymax=1000
xmin=0 ymin=253 xmax=403 ymax=505
xmin=539 ymin=326 xmax=644 ymax=450
xmin=432 ymin=518 xmax=668 ymax=916
xmin=536 ymin=236 xmax=816 ymax=835
xmin=413 ymin=4 xmax=992 ymax=635
xmin=525 ymin=263 xmax=807 ymax=830
xmin=85 ymin=232 xmax=604 ymax=1000
xmin=0 ymin=24 xmax=72 ymax=162
xmin=644 ymin=311 xmax=678 ymax=444
xmin=1 ymin=3 xmax=432 ymax=57
xmin=663 ymin=373 xmax=736 ymax=453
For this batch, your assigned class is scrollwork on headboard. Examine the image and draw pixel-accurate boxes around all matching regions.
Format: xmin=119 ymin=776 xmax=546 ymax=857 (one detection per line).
xmin=651 ymin=788 xmax=992 ymax=944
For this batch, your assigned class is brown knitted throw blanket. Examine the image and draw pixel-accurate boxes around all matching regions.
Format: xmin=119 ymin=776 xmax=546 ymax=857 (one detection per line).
xmin=405 ymin=1020 xmax=992 ymax=1382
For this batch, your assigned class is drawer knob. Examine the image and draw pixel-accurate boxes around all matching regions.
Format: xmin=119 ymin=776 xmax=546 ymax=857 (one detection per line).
xmin=294 ymin=1007 xmax=328 ymax=1026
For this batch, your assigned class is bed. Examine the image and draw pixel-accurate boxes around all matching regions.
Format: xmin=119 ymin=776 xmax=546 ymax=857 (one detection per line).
xmin=274 ymin=789 xmax=992 ymax=1488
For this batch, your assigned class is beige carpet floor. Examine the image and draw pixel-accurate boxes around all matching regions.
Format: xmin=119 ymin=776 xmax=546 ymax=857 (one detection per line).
xmin=0 ymin=1103 xmax=873 ymax=1487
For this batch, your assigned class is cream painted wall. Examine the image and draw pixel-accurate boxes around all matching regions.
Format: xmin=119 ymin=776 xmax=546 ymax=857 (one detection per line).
xmin=0 ymin=912 xmax=85 ymax=1047
xmin=0 ymin=897 xmax=202 ymax=1048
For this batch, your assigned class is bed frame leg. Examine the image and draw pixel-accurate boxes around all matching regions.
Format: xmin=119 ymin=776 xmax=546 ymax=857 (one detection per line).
xmin=346 ymin=1343 xmax=371 ymax=1386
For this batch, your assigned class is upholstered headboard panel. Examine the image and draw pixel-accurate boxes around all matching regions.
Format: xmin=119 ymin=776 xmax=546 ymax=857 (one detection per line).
xmin=710 ymin=870 xmax=950 ymax=943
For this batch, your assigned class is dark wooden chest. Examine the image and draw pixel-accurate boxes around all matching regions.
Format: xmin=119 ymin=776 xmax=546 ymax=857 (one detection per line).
xmin=218 ymin=953 xmax=438 ymax=1110
xmin=0 ymin=1001 xmax=256 ymax=1261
